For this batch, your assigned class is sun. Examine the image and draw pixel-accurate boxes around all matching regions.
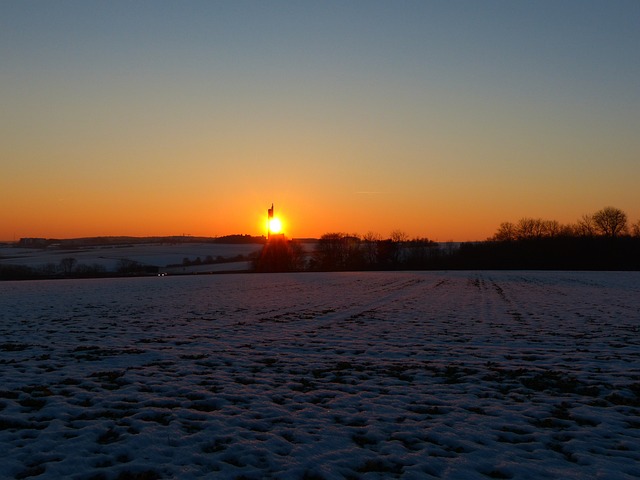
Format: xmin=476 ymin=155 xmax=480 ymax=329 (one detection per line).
xmin=269 ymin=217 xmax=282 ymax=234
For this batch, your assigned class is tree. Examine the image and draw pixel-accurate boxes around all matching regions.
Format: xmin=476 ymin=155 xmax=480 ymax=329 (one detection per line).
xmin=389 ymin=230 xmax=408 ymax=264
xmin=593 ymin=206 xmax=628 ymax=238
xmin=503 ymin=217 xmax=570 ymax=240
xmin=60 ymin=257 xmax=77 ymax=275
xmin=541 ymin=219 xmax=562 ymax=237
xmin=389 ymin=229 xmax=409 ymax=243
xmin=289 ymin=240 xmax=307 ymax=271
xmin=314 ymin=233 xmax=345 ymax=270
xmin=253 ymin=237 xmax=302 ymax=272
xmin=40 ymin=263 xmax=58 ymax=276
xmin=313 ymin=233 xmax=363 ymax=270
xmin=405 ymin=237 xmax=438 ymax=268
xmin=515 ymin=218 xmax=548 ymax=239
xmin=75 ymin=263 xmax=106 ymax=276
xmin=492 ymin=222 xmax=516 ymax=241
xmin=361 ymin=231 xmax=381 ymax=267
xmin=117 ymin=258 xmax=144 ymax=274
xmin=574 ymin=214 xmax=597 ymax=237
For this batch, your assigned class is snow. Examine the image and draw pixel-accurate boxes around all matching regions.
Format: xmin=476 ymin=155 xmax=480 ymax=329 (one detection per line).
xmin=1 ymin=271 xmax=639 ymax=479
xmin=0 ymin=243 xmax=261 ymax=272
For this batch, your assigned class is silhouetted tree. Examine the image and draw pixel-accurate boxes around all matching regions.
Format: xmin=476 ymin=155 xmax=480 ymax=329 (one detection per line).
xmin=117 ymin=258 xmax=144 ymax=274
xmin=361 ymin=231 xmax=381 ymax=267
xmin=542 ymin=219 xmax=562 ymax=237
xmin=289 ymin=240 xmax=307 ymax=271
xmin=495 ymin=217 xmax=581 ymax=241
xmin=593 ymin=206 xmax=628 ymax=238
xmin=253 ymin=237 xmax=303 ymax=272
xmin=313 ymin=233 xmax=363 ymax=270
xmin=483 ymin=207 xmax=640 ymax=270
xmin=574 ymin=214 xmax=597 ymax=237
xmin=514 ymin=218 xmax=563 ymax=239
xmin=0 ymin=264 xmax=34 ymax=280
xmin=75 ymin=263 xmax=107 ymax=276
xmin=60 ymin=257 xmax=77 ymax=275
xmin=492 ymin=222 xmax=516 ymax=241
xmin=515 ymin=218 xmax=541 ymax=239
xmin=389 ymin=230 xmax=408 ymax=264
xmin=314 ymin=233 xmax=344 ymax=270
xmin=40 ymin=263 xmax=58 ymax=276
xmin=405 ymin=237 xmax=438 ymax=268
xmin=390 ymin=230 xmax=408 ymax=243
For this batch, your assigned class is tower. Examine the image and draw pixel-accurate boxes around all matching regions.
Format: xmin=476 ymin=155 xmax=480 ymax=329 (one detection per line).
xmin=267 ymin=203 xmax=274 ymax=239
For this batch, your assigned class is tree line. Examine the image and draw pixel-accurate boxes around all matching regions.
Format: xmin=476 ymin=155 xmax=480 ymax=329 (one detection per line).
xmin=253 ymin=206 xmax=640 ymax=272
xmin=253 ymin=231 xmax=444 ymax=272
xmin=457 ymin=206 xmax=640 ymax=270
xmin=492 ymin=206 xmax=638 ymax=241
xmin=3 ymin=206 xmax=638 ymax=278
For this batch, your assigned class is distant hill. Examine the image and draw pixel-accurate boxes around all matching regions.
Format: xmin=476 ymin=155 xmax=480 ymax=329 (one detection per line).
xmin=18 ymin=235 xmax=267 ymax=248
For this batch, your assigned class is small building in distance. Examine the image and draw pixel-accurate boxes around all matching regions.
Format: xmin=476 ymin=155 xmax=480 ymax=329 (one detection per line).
xmin=19 ymin=238 xmax=49 ymax=248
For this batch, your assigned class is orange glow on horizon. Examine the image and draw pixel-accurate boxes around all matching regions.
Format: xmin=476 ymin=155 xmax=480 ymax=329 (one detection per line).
xmin=2 ymin=183 xmax=639 ymax=243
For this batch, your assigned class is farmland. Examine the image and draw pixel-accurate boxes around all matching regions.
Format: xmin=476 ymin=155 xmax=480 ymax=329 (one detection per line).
xmin=1 ymin=271 xmax=639 ymax=479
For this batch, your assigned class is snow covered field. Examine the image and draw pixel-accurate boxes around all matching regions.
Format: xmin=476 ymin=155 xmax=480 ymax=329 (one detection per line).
xmin=0 ymin=243 xmax=262 ymax=273
xmin=1 ymin=271 xmax=639 ymax=479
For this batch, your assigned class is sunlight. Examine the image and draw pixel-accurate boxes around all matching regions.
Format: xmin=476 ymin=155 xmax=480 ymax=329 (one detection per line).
xmin=269 ymin=217 xmax=282 ymax=234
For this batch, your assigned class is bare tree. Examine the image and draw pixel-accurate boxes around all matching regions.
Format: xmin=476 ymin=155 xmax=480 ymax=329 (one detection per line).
xmin=492 ymin=222 xmax=516 ymax=241
xmin=515 ymin=218 xmax=544 ymax=239
xmin=390 ymin=230 xmax=409 ymax=243
xmin=314 ymin=233 xmax=362 ymax=270
xmin=494 ymin=217 xmax=573 ymax=240
xmin=117 ymin=258 xmax=143 ymax=273
xmin=406 ymin=237 xmax=437 ymax=266
xmin=362 ymin=231 xmax=381 ymax=266
xmin=388 ymin=230 xmax=408 ymax=264
xmin=253 ymin=237 xmax=303 ymax=272
xmin=541 ymin=219 xmax=562 ymax=237
xmin=593 ymin=206 xmax=628 ymax=238
xmin=574 ymin=214 xmax=597 ymax=237
xmin=631 ymin=220 xmax=640 ymax=237
xmin=40 ymin=263 xmax=58 ymax=276
xmin=59 ymin=257 xmax=77 ymax=275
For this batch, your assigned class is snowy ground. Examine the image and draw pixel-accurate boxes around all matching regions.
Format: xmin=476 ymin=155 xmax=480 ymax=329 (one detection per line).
xmin=1 ymin=271 xmax=639 ymax=479
xmin=0 ymin=243 xmax=262 ymax=273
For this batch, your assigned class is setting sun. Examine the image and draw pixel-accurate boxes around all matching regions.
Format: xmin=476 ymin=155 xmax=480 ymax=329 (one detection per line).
xmin=269 ymin=218 xmax=282 ymax=234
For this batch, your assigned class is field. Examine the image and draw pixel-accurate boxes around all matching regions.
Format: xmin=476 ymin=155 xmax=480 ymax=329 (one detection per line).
xmin=0 ymin=243 xmax=263 ymax=273
xmin=1 ymin=271 xmax=639 ymax=479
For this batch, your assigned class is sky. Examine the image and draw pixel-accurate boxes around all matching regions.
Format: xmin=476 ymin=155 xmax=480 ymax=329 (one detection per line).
xmin=2 ymin=1 xmax=639 ymax=241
